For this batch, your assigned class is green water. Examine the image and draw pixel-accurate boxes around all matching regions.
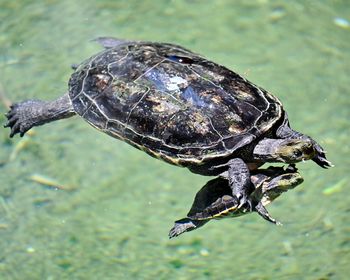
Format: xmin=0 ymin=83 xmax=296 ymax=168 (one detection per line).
xmin=0 ymin=1 xmax=349 ymax=279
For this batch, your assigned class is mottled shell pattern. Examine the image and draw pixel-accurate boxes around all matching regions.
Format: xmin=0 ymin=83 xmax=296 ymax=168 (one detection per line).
xmin=68 ymin=42 xmax=283 ymax=166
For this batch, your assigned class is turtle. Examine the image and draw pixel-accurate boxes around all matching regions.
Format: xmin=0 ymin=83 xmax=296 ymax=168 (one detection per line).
xmin=4 ymin=37 xmax=332 ymax=216
xmin=169 ymin=165 xmax=303 ymax=238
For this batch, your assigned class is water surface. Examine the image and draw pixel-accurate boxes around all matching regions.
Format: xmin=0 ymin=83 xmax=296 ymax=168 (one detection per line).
xmin=0 ymin=1 xmax=349 ymax=279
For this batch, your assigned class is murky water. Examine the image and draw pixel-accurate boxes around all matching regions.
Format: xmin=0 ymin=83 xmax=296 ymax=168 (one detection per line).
xmin=0 ymin=1 xmax=349 ymax=279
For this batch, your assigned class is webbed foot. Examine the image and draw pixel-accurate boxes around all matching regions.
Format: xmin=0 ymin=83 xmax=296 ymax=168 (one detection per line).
xmin=169 ymin=218 xmax=208 ymax=239
xmin=4 ymin=101 xmax=39 ymax=137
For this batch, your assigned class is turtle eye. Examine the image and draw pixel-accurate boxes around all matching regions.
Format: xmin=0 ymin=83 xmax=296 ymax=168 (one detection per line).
xmin=166 ymin=55 xmax=194 ymax=64
xmin=293 ymin=150 xmax=302 ymax=158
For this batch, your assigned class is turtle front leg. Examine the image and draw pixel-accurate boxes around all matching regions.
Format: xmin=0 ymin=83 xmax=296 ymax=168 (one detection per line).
xmin=225 ymin=158 xmax=254 ymax=210
xmin=255 ymin=202 xmax=281 ymax=225
xmin=225 ymin=158 xmax=277 ymax=221
xmin=4 ymin=93 xmax=75 ymax=137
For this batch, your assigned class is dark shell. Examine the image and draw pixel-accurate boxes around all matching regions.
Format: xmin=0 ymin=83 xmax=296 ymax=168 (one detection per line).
xmin=186 ymin=177 xmax=241 ymax=220
xmin=68 ymin=41 xmax=283 ymax=166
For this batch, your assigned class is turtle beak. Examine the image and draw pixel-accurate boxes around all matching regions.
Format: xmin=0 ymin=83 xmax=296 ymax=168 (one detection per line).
xmin=311 ymin=142 xmax=333 ymax=168
xmin=313 ymin=153 xmax=333 ymax=168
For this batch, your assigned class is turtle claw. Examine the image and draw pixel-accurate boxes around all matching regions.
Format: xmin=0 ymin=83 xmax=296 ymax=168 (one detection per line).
xmin=10 ymin=122 xmax=21 ymax=138
xmin=255 ymin=202 xmax=282 ymax=225
xmin=5 ymin=103 xmax=21 ymax=137
xmin=5 ymin=114 xmax=29 ymax=138
xmin=236 ymin=193 xmax=253 ymax=213
xmin=4 ymin=101 xmax=38 ymax=137
xmin=286 ymin=163 xmax=297 ymax=172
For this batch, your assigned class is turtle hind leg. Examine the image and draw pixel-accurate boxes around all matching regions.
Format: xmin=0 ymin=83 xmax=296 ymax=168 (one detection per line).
xmin=168 ymin=218 xmax=208 ymax=239
xmin=4 ymin=93 xmax=75 ymax=137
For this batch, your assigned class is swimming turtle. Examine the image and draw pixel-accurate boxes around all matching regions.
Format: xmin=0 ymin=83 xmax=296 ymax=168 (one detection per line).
xmin=169 ymin=165 xmax=303 ymax=238
xmin=4 ymin=37 xmax=331 ymax=215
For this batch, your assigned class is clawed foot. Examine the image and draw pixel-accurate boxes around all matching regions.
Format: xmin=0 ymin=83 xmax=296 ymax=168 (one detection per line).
xmin=255 ymin=201 xmax=282 ymax=225
xmin=5 ymin=104 xmax=27 ymax=137
xmin=4 ymin=101 xmax=37 ymax=137
xmin=168 ymin=218 xmax=207 ymax=239
xmin=235 ymin=193 xmax=253 ymax=212
xmin=235 ymin=193 xmax=281 ymax=225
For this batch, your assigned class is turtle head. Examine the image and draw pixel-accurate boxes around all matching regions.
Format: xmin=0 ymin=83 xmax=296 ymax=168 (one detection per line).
xmin=253 ymin=138 xmax=316 ymax=163
xmin=275 ymin=139 xmax=316 ymax=163
xmin=250 ymin=165 xmax=304 ymax=204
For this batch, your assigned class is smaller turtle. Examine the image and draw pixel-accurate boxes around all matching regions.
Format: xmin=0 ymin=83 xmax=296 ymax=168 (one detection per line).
xmin=169 ymin=165 xmax=303 ymax=238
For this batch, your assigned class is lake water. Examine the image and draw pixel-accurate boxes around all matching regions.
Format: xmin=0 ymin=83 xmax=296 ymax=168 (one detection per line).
xmin=0 ymin=1 xmax=349 ymax=279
